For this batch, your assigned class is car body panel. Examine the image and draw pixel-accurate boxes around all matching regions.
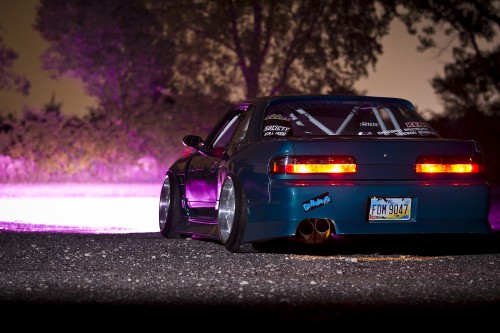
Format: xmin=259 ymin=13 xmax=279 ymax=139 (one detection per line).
xmin=243 ymin=180 xmax=490 ymax=242
xmin=160 ymin=95 xmax=492 ymax=247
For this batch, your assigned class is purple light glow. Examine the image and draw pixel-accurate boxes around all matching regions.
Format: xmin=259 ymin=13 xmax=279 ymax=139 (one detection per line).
xmin=0 ymin=183 xmax=160 ymax=234
xmin=0 ymin=184 xmax=499 ymax=234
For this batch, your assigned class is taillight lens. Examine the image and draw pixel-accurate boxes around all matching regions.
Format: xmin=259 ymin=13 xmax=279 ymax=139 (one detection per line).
xmin=415 ymin=156 xmax=484 ymax=174
xmin=270 ymin=156 xmax=357 ymax=174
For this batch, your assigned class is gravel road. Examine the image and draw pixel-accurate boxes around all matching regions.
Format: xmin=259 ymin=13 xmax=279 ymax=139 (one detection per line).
xmin=1 ymin=230 xmax=499 ymax=329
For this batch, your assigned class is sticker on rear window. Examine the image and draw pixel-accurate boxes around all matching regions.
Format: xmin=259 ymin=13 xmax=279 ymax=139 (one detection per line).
xmin=405 ymin=122 xmax=428 ymax=128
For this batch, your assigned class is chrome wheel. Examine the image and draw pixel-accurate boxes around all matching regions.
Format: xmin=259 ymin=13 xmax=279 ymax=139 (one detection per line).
xmin=159 ymin=174 xmax=183 ymax=239
xmin=159 ymin=175 xmax=171 ymax=231
xmin=218 ymin=177 xmax=236 ymax=243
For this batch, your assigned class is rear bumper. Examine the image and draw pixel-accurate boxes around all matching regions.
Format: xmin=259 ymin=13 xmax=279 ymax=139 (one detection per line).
xmin=243 ymin=180 xmax=491 ymax=242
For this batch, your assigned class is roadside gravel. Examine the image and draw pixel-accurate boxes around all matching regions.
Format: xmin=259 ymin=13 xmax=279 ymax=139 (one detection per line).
xmin=0 ymin=230 xmax=499 ymax=329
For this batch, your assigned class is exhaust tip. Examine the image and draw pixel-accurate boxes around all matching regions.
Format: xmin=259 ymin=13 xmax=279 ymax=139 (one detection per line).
xmin=298 ymin=220 xmax=314 ymax=238
xmin=297 ymin=218 xmax=334 ymax=244
xmin=315 ymin=218 xmax=330 ymax=234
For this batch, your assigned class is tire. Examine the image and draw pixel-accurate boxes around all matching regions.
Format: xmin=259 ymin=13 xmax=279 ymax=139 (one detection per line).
xmin=218 ymin=175 xmax=255 ymax=253
xmin=159 ymin=174 xmax=183 ymax=239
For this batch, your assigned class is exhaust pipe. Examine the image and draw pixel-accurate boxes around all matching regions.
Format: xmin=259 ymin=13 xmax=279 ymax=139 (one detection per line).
xmin=298 ymin=218 xmax=332 ymax=244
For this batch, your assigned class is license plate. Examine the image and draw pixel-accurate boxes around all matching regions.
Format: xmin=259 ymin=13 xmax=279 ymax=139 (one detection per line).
xmin=368 ymin=197 xmax=412 ymax=221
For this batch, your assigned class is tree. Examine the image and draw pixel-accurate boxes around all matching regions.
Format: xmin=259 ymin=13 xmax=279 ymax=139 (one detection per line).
xmin=391 ymin=0 xmax=500 ymax=117
xmin=154 ymin=0 xmax=395 ymax=99
xmin=0 ymin=25 xmax=30 ymax=96
xmin=35 ymin=0 xmax=395 ymax=110
xmin=35 ymin=0 xmax=176 ymax=118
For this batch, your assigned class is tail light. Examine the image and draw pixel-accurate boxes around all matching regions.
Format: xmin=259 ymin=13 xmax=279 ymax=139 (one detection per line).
xmin=415 ymin=155 xmax=484 ymax=174
xmin=270 ymin=155 xmax=357 ymax=174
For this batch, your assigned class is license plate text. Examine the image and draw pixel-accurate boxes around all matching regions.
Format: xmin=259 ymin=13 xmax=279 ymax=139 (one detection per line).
xmin=369 ymin=197 xmax=412 ymax=221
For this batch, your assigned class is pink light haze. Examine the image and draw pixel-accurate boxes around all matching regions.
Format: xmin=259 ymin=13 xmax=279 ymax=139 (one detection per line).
xmin=0 ymin=183 xmax=160 ymax=234
xmin=0 ymin=183 xmax=498 ymax=234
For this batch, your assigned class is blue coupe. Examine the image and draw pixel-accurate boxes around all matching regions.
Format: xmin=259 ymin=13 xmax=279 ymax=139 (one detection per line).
xmin=159 ymin=95 xmax=492 ymax=252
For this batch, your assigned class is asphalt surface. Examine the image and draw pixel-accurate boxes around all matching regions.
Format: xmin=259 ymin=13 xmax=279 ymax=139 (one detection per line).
xmin=1 ymin=230 xmax=499 ymax=329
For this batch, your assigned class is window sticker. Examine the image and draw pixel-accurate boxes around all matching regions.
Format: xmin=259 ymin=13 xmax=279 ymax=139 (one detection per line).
xmin=359 ymin=121 xmax=379 ymax=127
xmin=263 ymin=125 xmax=292 ymax=136
xmin=377 ymin=127 xmax=436 ymax=136
xmin=265 ymin=113 xmax=291 ymax=122
xmin=263 ymin=113 xmax=293 ymax=137
xmin=405 ymin=122 xmax=428 ymax=128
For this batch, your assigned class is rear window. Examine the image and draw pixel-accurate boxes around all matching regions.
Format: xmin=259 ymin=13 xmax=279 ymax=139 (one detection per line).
xmin=263 ymin=99 xmax=439 ymax=138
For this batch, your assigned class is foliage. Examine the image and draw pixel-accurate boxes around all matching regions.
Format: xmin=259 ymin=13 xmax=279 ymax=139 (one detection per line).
xmin=35 ymin=0 xmax=176 ymax=117
xmin=432 ymin=46 xmax=500 ymax=117
xmin=35 ymin=0 xmax=396 ymax=112
xmin=33 ymin=0 xmax=499 ymax=118
xmin=1 ymin=107 xmax=127 ymax=182
xmin=153 ymin=0 xmax=394 ymax=99
xmin=0 ymin=24 xmax=30 ymax=95
xmin=391 ymin=0 xmax=500 ymax=117
xmin=0 ymin=94 xmax=228 ymax=183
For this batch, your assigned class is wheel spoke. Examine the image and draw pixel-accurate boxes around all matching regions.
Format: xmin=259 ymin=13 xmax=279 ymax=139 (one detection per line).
xmin=218 ymin=177 xmax=236 ymax=243
xmin=159 ymin=176 xmax=171 ymax=230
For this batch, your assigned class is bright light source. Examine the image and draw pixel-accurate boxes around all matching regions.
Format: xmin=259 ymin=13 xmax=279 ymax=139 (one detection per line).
xmin=415 ymin=156 xmax=483 ymax=174
xmin=271 ymin=155 xmax=357 ymax=174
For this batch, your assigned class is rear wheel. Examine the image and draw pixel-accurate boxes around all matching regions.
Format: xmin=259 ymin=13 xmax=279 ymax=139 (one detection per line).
xmin=159 ymin=174 xmax=182 ymax=239
xmin=218 ymin=175 xmax=254 ymax=253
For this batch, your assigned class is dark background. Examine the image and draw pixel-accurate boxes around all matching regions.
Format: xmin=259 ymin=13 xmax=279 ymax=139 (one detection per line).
xmin=1 ymin=1 xmax=498 ymax=184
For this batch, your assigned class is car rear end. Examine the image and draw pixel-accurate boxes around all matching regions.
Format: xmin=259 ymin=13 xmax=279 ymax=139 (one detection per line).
xmin=242 ymin=96 xmax=491 ymax=243
xmin=242 ymin=137 xmax=490 ymax=243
